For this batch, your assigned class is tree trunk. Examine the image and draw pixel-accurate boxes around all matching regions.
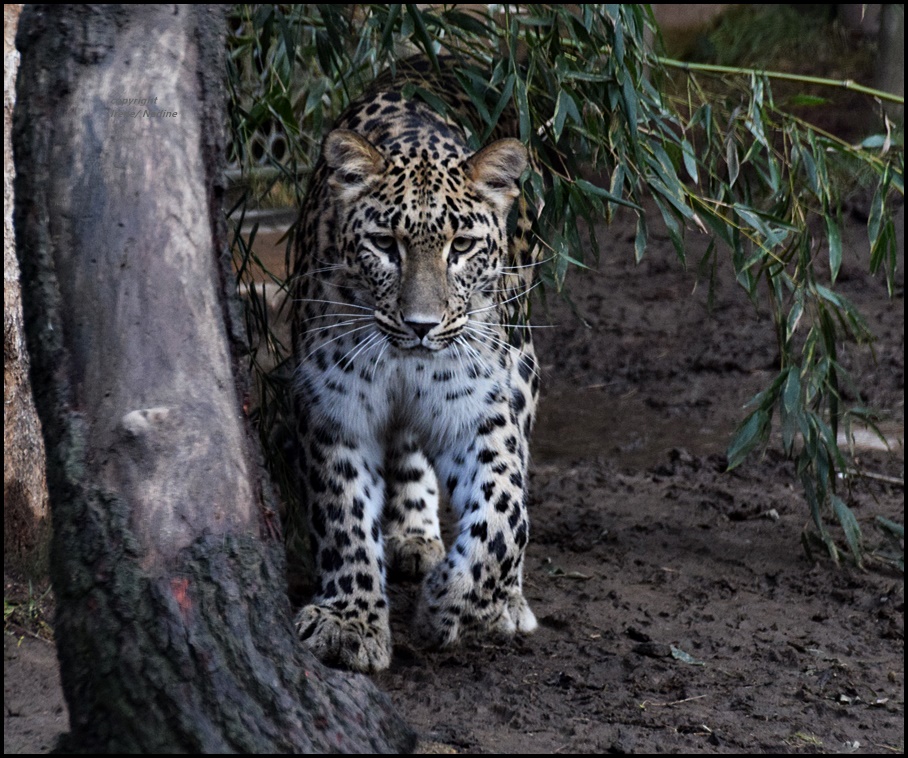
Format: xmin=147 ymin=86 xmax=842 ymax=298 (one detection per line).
xmin=13 ymin=4 xmax=414 ymax=752
xmin=5 ymin=2 xmax=51 ymax=575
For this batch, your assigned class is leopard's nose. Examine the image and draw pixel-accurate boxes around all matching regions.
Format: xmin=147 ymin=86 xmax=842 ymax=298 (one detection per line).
xmin=405 ymin=320 xmax=440 ymax=340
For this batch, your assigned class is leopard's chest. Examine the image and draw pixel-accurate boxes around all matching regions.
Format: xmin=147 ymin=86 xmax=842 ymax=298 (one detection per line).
xmin=297 ymin=333 xmax=514 ymax=452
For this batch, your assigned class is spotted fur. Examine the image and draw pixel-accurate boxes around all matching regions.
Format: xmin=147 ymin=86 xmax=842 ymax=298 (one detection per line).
xmin=291 ymin=58 xmax=540 ymax=672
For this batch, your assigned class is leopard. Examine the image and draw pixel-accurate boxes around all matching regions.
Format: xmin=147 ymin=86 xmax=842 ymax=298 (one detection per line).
xmin=290 ymin=57 xmax=541 ymax=673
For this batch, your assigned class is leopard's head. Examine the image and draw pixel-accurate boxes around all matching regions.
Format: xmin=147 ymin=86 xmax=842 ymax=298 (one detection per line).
xmin=321 ymin=127 xmax=527 ymax=351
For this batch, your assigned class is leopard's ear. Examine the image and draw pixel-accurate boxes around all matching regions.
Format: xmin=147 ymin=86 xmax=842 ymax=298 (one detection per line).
xmin=323 ymin=129 xmax=385 ymax=199
xmin=464 ymin=138 xmax=528 ymax=211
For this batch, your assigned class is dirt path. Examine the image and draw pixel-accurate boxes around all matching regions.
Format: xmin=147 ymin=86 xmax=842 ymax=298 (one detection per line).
xmin=4 ymin=206 xmax=903 ymax=753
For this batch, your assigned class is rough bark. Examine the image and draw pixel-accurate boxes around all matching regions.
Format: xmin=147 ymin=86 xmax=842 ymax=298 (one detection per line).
xmin=13 ymin=4 xmax=414 ymax=752
xmin=5 ymin=2 xmax=51 ymax=575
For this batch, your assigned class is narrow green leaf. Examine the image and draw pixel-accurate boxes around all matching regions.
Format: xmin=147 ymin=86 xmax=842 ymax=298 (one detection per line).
xmin=399 ymin=6 xmax=414 ymax=38
xmin=648 ymin=175 xmax=696 ymax=221
xmin=868 ymin=184 xmax=884 ymax=249
xmin=860 ymin=134 xmax=888 ymax=149
xmin=441 ymin=8 xmax=493 ymax=37
xmin=485 ymin=74 xmax=515 ymax=140
xmin=652 ymin=195 xmax=686 ymax=264
xmin=733 ymin=205 xmax=793 ymax=249
xmin=694 ymin=240 xmax=719 ymax=311
xmin=786 ymin=293 xmax=804 ymax=342
xmin=782 ymin=367 xmax=801 ymax=414
xmin=743 ymin=371 xmax=786 ymax=411
xmin=650 ymin=143 xmax=680 ymax=179
xmin=694 ymin=206 xmax=734 ymax=248
xmin=798 ymin=141 xmax=819 ymax=194
xmin=553 ymin=90 xmax=581 ymax=141
xmin=560 ymin=70 xmax=611 ymax=83
xmin=843 ymin=410 xmax=891 ymax=453
xmin=607 ymin=162 xmax=626 ymax=222
xmin=809 ymin=131 xmax=831 ymax=204
xmin=830 ymin=495 xmax=864 ymax=565
xmin=269 ymin=97 xmax=296 ymax=134
xmin=814 ymin=283 xmax=845 ymax=309
xmin=727 ymin=410 xmax=769 ymax=470
xmin=681 ymin=138 xmax=698 ymax=184
xmin=513 ymin=14 xmax=554 ymax=27
xmin=781 ymin=405 xmax=797 ymax=456
xmin=882 ymin=218 xmax=897 ymax=296
xmin=788 ymin=94 xmax=828 ymax=107
xmin=507 ymin=14 xmax=519 ymax=71
xmin=780 ymin=369 xmax=799 ymax=456
xmin=515 ymin=76 xmax=531 ymax=143
xmin=574 ymin=178 xmax=642 ymax=211
xmin=726 ymin=139 xmax=740 ymax=187
xmin=745 ymin=107 xmax=768 ymax=150
xmin=876 ymin=516 xmax=904 ymax=539
xmin=405 ymin=4 xmax=439 ymax=69
xmin=412 ymin=86 xmax=450 ymax=121
xmin=454 ymin=71 xmax=492 ymax=128
xmin=870 ymin=217 xmax=897 ymax=296
xmin=634 ymin=213 xmax=647 ymax=263
xmin=826 ymin=215 xmax=842 ymax=283
xmin=622 ymin=74 xmax=638 ymax=144
xmin=767 ymin=153 xmax=781 ymax=193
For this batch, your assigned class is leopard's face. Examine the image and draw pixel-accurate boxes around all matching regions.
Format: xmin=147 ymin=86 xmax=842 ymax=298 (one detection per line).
xmin=322 ymin=129 xmax=527 ymax=351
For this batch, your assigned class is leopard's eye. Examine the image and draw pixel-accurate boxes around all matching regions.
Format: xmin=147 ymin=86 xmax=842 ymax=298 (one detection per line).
xmin=369 ymin=235 xmax=398 ymax=253
xmin=450 ymin=237 xmax=478 ymax=258
xmin=367 ymin=235 xmax=401 ymax=264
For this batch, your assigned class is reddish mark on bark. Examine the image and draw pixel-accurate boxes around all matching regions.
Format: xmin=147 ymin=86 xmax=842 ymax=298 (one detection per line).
xmin=262 ymin=507 xmax=281 ymax=541
xmin=170 ymin=577 xmax=192 ymax=619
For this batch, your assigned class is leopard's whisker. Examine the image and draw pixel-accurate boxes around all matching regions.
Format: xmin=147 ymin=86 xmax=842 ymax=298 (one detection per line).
xmin=499 ymin=254 xmax=554 ymax=271
xmin=297 ymin=272 xmax=363 ymax=290
xmin=293 ymin=297 xmax=375 ymax=312
xmin=305 ymin=264 xmax=346 ymax=275
xmin=465 ymin=324 xmax=541 ymax=382
xmin=301 ymin=322 xmax=376 ymax=363
xmin=457 ymin=330 xmax=485 ymax=362
xmin=453 ymin=335 xmax=484 ymax=375
xmin=331 ymin=329 xmax=383 ymax=373
xmin=299 ymin=311 xmax=374 ymax=323
xmin=449 ymin=340 xmax=469 ymax=376
xmin=369 ymin=336 xmax=391 ymax=383
xmin=483 ymin=284 xmax=534 ymax=296
xmin=462 ymin=325 xmax=534 ymax=370
xmin=297 ymin=317 xmax=374 ymax=338
xmin=467 ymin=318 xmax=555 ymax=331
xmin=467 ymin=279 xmax=544 ymax=316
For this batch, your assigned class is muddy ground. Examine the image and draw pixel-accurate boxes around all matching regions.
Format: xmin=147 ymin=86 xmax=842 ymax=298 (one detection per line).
xmin=371 ymin=201 xmax=905 ymax=754
xmin=4 ymin=202 xmax=904 ymax=753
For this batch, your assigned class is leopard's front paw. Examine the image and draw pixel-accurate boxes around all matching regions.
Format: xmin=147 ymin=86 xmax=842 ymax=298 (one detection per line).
xmin=385 ymin=533 xmax=445 ymax=580
xmin=295 ymin=604 xmax=391 ymax=673
xmin=414 ymin=559 xmax=536 ymax=649
xmin=506 ymin=591 xmax=538 ymax=634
